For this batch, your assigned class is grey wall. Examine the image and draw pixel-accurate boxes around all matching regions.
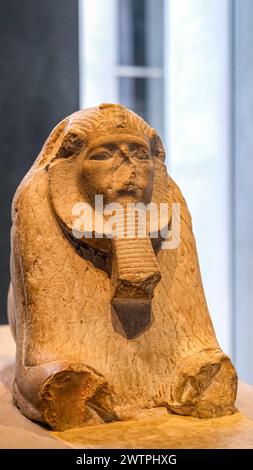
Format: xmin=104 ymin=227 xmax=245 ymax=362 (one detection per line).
xmin=234 ymin=0 xmax=253 ymax=383
xmin=0 ymin=0 xmax=79 ymax=323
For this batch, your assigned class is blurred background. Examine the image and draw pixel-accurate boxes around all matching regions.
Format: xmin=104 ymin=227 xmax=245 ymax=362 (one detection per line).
xmin=0 ymin=0 xmax=253 ymax=384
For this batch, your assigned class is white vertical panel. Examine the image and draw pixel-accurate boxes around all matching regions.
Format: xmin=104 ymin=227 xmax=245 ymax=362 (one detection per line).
xmin=78 ymin=0 xmax=117 ymax=108
xmin=166 ymin=0 xmax=232 ymax=354
xmin=163 ymin=0 xmax=170 ymax=161
xmin=234 ymin=0 xmax=253 ymax=384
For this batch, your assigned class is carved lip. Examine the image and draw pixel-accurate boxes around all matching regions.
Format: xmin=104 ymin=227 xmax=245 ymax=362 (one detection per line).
xmin=118 ymin=184 xmax=139 ymax=193
xmin=116 ymin=179 xmax=140 ymax=192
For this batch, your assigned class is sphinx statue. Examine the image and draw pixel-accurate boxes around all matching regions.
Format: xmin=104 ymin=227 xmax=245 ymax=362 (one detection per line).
xmin=8 ymin=103 xmax=237 ymax=431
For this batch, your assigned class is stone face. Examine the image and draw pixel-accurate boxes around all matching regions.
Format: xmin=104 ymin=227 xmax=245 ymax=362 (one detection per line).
xmin=9 ymin=103 xmax=237 ymax=431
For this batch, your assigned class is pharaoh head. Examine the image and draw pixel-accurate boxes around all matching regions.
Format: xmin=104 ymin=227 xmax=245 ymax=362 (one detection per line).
xmin=47 ymin=103 xmax=167 ymax=214
xmin=45 ymin=104 xmax=169 ymax=330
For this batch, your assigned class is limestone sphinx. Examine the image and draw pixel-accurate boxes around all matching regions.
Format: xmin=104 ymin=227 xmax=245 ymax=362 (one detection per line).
xmin=8 ymin=103 xmax=237 ymax=431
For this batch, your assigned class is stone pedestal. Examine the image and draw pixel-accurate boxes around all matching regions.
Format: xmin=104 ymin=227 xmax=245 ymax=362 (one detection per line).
xmin=0 ymin=325 xmax=253 ymax=449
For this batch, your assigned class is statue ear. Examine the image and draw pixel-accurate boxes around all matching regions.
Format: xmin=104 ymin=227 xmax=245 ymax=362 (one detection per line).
xmin=150 ymin=131 xmax=169 ymax=203
xmin=34 ymin=120 xmax=87 ymax=171
xmin=150 ymin=131 xmax=166 ymax=162
xmin=55 ymin=129 xmax=87 ymax=160
xmin=33 ymin=118 xmax=68 ymax=170
xmin=47 ymin=128 xmax=89 ymax=234
xmin=149 ymin=131 xmax=172 ymax=235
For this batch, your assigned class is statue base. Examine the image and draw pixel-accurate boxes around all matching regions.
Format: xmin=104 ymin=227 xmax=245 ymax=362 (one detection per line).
xmin=1 ymin=325 xmax=253 ymax=449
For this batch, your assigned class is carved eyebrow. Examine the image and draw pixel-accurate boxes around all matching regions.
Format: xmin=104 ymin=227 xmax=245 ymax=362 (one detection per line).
xmin=89 ymin=143 xmax=117 ymax=153
xmin=104 ymin=143 xmax=118 ymax=152
xmin=98 ymin=144 xmax=116 ymax=152
xmin=128 ymin=143 xmax=149 ymax=152
xmin=87 ymin=142 xmax=150 ymax=155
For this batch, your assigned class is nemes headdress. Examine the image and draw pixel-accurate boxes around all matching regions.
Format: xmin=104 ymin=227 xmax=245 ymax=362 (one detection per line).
xmin=36 ymin=103 xmax=165 ymax=169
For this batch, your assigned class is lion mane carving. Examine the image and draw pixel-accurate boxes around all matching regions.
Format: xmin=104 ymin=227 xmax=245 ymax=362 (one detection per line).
xmin=8 ymin=103 xmax=237 ymax=431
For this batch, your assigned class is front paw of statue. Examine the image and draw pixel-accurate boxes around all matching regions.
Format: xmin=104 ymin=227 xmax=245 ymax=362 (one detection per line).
xmin=168 ymin=348 xmax=238 ymax=418
xmin=13 ymin=362 xmax=115 ymax=431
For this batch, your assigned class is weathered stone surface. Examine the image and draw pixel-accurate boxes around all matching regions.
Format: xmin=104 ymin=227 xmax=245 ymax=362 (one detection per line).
xmin=0 ymin=326 xmax=252 ymax=449
xmin=8 ymin=104 xmax=237 ymax=431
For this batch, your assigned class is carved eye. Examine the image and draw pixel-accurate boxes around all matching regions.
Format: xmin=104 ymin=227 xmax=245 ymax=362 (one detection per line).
xmin=89 ymin=152 xmax=112 ymax=161
xmin=134 ymin=151 xmax=151 ymax=161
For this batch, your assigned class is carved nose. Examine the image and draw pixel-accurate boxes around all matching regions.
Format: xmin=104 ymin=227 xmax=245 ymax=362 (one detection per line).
xmin=124 ymin=164 xmax=136 ymax=182
xmin=118 ymin=153 xmax=136 ymax=176
xmin=129 ymin=162 xmax=136 ymax=175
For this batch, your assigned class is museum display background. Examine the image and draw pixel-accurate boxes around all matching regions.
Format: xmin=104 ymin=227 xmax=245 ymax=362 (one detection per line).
xmin=0 ymin=0 xmax=253 ymax=385
xmin=0 ymin=0 xmax=79 ymax=325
